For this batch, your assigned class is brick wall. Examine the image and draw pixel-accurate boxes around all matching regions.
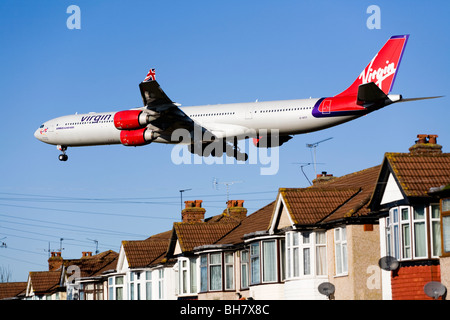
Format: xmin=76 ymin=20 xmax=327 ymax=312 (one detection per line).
xmin=391 ymin=262 xmax=441 ymax=300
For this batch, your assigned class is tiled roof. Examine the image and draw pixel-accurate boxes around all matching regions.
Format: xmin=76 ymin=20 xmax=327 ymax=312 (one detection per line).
xmin=0 ymin=282 xmax=27 ymax=300
xmin=310 ymin=165 xmax=381 ymax=222
xmin=123 ymin=230 xmax=172 ymax=268
xmin=173 ymin=221 xmax=240 ymax=253
xmin=65 ymin=250 xmax=119 ymax=278
xmin=385 ymin=152 xmax=450 ymax=197
xmin=280 ymin=187 xmax=361 ymax=225
xmin=28 ymin=270 xmax=61 ymax=294
xmin=217 ymin=201 xmax=275 ymax=245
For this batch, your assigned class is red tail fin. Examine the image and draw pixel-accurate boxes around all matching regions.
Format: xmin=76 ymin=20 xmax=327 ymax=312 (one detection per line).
xmin=335 ymin=35 xmax=409 ymax=97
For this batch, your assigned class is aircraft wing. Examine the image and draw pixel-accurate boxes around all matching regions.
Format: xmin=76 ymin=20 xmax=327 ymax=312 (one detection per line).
xmin=138 ymin=73 xmax=208 ymax=141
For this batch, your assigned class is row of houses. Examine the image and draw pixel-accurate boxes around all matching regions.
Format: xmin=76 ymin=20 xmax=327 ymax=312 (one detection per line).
xmin=1 ymin=133 xmax=450 ymax=300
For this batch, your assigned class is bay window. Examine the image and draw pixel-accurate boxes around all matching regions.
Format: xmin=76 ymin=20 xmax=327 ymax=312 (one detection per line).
xmin=386 ymin=204 xmax=441 ymax=260
xmin=286 ymin=231 xmax=327 ymax=279
xmin=199 ymin=252 xmax=235 ymax=292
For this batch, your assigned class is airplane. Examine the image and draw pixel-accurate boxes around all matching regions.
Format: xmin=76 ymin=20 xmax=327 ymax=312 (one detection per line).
xmin=34 ymin=34 xmax=439 ymax=161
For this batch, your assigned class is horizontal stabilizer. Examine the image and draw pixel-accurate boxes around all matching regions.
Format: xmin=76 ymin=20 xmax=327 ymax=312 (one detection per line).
xmin=357 ymin=82 xmax=387 ymax=105
xmin=397 ymin=96 xmax=444 ymax=103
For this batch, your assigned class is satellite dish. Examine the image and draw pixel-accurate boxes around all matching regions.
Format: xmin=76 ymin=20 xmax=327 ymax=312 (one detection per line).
xmin=318 ymin=282 xmax=335 ymax=299
xmin=378 ymin=256 xmax=399 ymax=271
xmin=424 ymin=281 xmax=447 ymax=300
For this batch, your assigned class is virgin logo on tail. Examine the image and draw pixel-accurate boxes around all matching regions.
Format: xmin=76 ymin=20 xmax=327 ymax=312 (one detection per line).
xmin=359 ymin=56 xmax=396 ymax=91
xmin=335 ymin=35 xmax=409 ymax=97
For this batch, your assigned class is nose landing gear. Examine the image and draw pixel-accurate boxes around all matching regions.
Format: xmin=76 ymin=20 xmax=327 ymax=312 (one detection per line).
xmin=57 ymin=145 xmax=68 ymax=161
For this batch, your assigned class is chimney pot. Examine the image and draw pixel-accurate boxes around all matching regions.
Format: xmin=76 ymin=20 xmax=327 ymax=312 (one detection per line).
xmin=410 ymin=134 xmax=442 ymax=155
xmin=182 ymin=200 xmax=206 ymax=223
xmin=224 ymin=200 xmax=247 ymax=220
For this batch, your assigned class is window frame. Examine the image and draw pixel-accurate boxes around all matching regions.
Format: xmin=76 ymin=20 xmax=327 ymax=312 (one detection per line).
xmin=285 ymin=231 xmax=327 ymax=279
xmin=334 ymin=227 xmax=348 ymax=276
xmin=441 ymin=198 xmax=450 ymax=257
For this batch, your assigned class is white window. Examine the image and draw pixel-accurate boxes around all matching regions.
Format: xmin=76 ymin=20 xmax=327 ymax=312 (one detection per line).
xmin=442 ymin=199 xmax=450 ymax=255
xmin=335 ymin=227 xmax=347 ymax=276
xmin=401 ymin=207 xmax=412 ymax=259
xmin=108 ymin=275 xmax=124 ymax=300
xmin=250 ymin=242 xmax=260 ymax=285
xmin=224 ymin=253 xmax=234 ymax=290
xmin=430 ymin=204 xmax=441 ymax=257
xmin=262 ymin=240 xmax=277 ymax=282
xmin=387 ymin=205 xmax=441 ymax=261
xmin=157 ymin=269 xmax=164 ymax=299
xmin=315 ymin=232 xmax=327 ymax=276
xmin=179 ymin=258 xmax=197 ymax=295
xmin=209 ymin=253 xmax=222 ymax=291
xmin=128 ymin=271 xmax=143 ymax=300
xmin=413 ymin=206 xmax=427 ymax=258
xmin=240 ymin=250 xmax=249 ymax=289
xmin=286 ymin=231 xmax=327 ymax=278
xmin=200 ymin=255 xmax=208 ymax=292
xmin=286 ymin=232 xmax=299 ymax=278
xmin=145 ymin=271 xmax=152 ymax=300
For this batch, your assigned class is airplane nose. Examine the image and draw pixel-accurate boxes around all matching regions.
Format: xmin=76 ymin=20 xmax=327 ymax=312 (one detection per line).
xmin=34 ymin=128 xmax=41 ymax=140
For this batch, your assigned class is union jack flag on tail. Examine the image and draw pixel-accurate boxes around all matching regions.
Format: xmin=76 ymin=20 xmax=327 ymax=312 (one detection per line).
xmin=143 ymin=68 xmax=156 ymax=82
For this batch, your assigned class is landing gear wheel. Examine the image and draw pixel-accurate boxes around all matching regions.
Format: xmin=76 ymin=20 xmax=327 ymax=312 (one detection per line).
xmin=57 ymin=145 xmax=68 ymax=161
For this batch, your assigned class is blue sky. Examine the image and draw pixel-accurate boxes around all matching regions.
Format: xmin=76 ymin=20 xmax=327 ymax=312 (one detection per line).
xmin=0 ymin=0 xmax=449 ymax=281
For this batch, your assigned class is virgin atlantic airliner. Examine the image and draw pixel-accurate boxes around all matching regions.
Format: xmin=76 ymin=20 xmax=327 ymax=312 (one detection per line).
xmin=34 ymin=35 xmax=438 ymax=161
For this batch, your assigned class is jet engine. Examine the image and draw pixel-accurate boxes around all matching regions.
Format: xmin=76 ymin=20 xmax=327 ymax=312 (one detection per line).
xmin=120 ymin=128 xmax=160 ymax=146
xmin=114 ymin=110 xmax=159 ymax=130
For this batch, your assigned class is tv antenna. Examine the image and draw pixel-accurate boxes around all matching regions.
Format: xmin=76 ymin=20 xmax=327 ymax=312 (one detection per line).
xmin=318 ymin=282 xmax=335 ymax=300
xmin=213 ymin=178 xmax=243 ymax=203
xmin=424 ymin=281 xmax=447 ymax=300
xmin=87 ymin=238 xmax=99 ymax=255
xmin=179 ymin=188 xmax=192 ymax=212
xmin=40 ymin=242 xmax=60 ymax=258
xmin=59 ymin=238 xmax=73 ymax=252
xmin=292 ymin=162 xmax=325 ymax=186
xmin=306 ymin=137 xmax=333 ymax=177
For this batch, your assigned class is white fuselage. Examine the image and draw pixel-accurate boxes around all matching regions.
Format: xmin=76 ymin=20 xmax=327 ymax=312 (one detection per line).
xmin=34 ymin=98 xmax=357 ymax=147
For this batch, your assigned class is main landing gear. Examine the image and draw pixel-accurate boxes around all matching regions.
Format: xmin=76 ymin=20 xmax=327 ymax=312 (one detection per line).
xmin=188 ymin=139 xmax=249 ymax=161
xmin=57 ymin=145 xmax=68 ymax=161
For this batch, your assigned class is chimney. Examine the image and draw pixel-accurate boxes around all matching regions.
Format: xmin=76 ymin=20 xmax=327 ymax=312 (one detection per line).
xmin=82 ymin=251 xmax=93 ymax=257
xmin=48 ymin=252 xmax=63 ymax=271
xmin=223 ymin=200 xmax=247 ymax=220
xmin=182 ymin=200 xmax=206 ymax=223
xmin=409 ymin=134 xmax=442 ymax=155
xmin=312 ymin=171 xmax=335 ymax=185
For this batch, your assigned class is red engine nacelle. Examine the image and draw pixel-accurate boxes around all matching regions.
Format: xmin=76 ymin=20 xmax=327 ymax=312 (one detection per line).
xmin=120 ymin=128 xmax=158 ymax=146
xmin=114 ymin=110 xmax=156 ymax=130
xmin=253 ymin=135 xmax=292 ymax=148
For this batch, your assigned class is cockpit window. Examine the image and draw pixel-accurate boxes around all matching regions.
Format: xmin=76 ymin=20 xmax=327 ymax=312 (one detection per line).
xmin=40 ymin=124 xmax=45 ymax=128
